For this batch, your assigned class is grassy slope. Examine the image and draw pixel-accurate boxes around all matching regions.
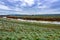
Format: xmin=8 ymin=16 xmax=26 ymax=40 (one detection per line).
xmin=0 ymin=18 xmax=60 ymax=40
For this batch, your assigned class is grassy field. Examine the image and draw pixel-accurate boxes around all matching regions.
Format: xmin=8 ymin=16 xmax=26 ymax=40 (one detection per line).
xmin=0 ymin=18 xmax=60 ymax=40
xmin=18 ymin=15 xmax=60 ymax=18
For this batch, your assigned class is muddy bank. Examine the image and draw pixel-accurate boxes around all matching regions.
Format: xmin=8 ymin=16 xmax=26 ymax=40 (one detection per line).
xmin=17 ymin=19 xmax=60 ymax=24
xmin=7 ymin=16 xmax=60 ymax=21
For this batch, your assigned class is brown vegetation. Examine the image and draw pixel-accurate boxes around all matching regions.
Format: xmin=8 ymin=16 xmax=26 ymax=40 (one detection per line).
xmin=6 ymin=16 xmax=60 ymax=21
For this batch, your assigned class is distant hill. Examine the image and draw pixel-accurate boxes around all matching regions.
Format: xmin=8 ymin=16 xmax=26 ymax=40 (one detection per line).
xmin=0 ymin=14 xmax=60 ymax=16
xmin=8 ymin=14 xmax=60 ymax=16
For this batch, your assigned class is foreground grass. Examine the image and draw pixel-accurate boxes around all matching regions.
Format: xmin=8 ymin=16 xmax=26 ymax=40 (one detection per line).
xmin=0 ymin=18 xmax=60 ymax=40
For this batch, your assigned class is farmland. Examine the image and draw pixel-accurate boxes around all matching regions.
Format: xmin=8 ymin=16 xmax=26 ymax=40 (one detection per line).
xmin=0 ymin=18 xmax=60 ymax=40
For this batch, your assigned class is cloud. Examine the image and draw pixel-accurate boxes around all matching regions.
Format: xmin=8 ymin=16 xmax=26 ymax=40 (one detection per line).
xmin=50 ymin=1 xmax=60 ymax=9
xmin=0 ymin=0 xmax=60 ymax=14
xmin=38 ymin=5 xmax=47 ymax=9
xmin=8 ymin=0 xmax=35 ymax=6
xmin=45 ymin=0 xmax=58 ymax=3
xmin=23 ymin=0 xmax=35 ymax=6
xmin=0 ymin=1 xmax=5 ymax=5
xmin=37 ymin=0 xmax=59 ymax=9
xmin=1 ymin=0 xmax=59 ymax=9
xmin=7 ymin=0 xmax=19 ymax=2
xmin=0 ymin=4 xmax=11 ymax=10
xmin=13 ymin=8 xmax=23 ymax=11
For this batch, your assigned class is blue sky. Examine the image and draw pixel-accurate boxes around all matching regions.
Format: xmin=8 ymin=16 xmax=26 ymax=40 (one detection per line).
xmin=0 ymin=0 xmax=60 ymax=15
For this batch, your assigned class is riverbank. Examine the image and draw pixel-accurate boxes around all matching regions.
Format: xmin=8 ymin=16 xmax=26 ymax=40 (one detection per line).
xmin=17 ymin=19 xmax=60 ymax=24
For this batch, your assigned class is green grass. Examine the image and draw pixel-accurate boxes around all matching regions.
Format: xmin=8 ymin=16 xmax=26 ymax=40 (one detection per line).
xmin=16 ymin=15 xmax=60 ymax=18
xmin=0 ymin=18 xmax=60 ymax=40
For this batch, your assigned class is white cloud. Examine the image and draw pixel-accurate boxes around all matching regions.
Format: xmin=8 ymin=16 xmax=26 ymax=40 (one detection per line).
xmin=0 ymin=0 xmax=60 ymax=15
xmin=0 ymin=4 xmax=11 ymax=10
xmin=8 ymin=0 xmax=34 ymax=6
xmin=45 ymin=0 xmax=58 ymax=3
xmin=20 ymin=3 xmax=27 ymax=7
xmin=23 ymin=0 xmax=35 ymax=6
xmin=8 ymin=0 xmax=19 ymax=2
xmin=7 ymin=0 xmax=59 ymax=8
xmin=0 ymin=1 xmax=5 ymax=5
xmin=38 ymin=5 xmax=47 ymax=9
xmin=37 ymin=0 xmax=59 ymax=9
xmin=13 ymin=8 xmax=22 ymax=11
xmin=0 ymin=1 xmax=22 ymax=11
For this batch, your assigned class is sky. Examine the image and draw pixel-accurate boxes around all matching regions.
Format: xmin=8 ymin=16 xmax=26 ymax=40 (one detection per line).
xmin=0 ymin=0 xmax=60 ymax=15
